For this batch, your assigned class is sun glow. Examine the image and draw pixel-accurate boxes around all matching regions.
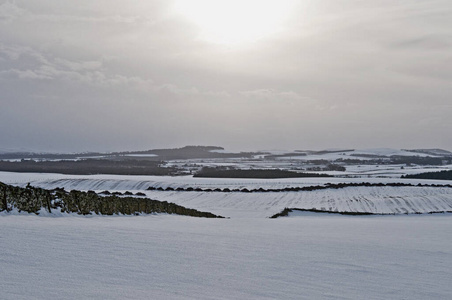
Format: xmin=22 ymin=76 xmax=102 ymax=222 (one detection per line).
xmin=174 ymin=0 xmax=297 ymax=45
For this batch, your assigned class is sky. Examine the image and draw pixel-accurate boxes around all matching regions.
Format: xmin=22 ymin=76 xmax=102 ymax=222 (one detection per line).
xmin=1 ymin=0 xmax=451 ymax=153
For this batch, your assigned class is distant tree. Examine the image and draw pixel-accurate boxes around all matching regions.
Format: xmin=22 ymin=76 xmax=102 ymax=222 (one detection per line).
xmin=325 ymin=164 xmax=346 ymax=172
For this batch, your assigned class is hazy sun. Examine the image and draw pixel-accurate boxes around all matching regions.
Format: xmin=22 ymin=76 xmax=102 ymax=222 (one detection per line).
xmin=173 ymin=0 xmax=297 ymax=45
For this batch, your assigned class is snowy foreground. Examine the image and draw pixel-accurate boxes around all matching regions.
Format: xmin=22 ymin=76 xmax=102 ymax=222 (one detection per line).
xmin=1 ymin=172 xmax=452 ymax=299
xmin=1 ymin=213 xmax=451 ymax=299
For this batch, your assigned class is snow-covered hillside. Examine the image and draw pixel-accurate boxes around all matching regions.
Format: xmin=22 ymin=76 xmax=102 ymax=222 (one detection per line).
xmin=1 ymin=170 xmax=452 ymax=299
xmin=142 ymin=186 xmax=452 ymax=218
xmin=3 ymin=171 xmax=452 ymax=191
xmin=1 ymin=172 xmax=452 ymax=218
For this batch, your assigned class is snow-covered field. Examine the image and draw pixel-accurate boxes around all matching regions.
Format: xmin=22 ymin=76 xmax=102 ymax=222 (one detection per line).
xmin=1 ymin=172 xmax=452 ymax=217
xmin=144 ymin=186 xmax=452 ymax=218
xmin=2 ymin=171 xmax=451 ymax=191
xmin=1 ymin=214 xmax=451 ymax=299
xmin=0 ymin=172 xmax=452 ymax=300
xmin=1 ymin=171 xmax=452 ymax=299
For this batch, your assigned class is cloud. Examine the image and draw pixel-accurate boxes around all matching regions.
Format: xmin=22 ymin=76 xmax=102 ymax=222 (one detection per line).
xmin=0 ymin=42 xmax=231 ymax=103
xmin=1 ymin=0 xmax=452 ymax=152
xmin=54 ymin=58 xmax=102 ymax=71
xmin=0 ymin=0 xmax=151 ymax=25
xmin=1 ymin=68 xmax=52 ymax=79
xmin=239 ymin=89 xmax=313 ymax=103
xmin=0 ymin=0 xmax=25 ymax=23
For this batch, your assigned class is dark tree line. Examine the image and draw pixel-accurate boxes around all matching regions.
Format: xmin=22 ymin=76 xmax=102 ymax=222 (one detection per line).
xmin=147 ymin=181 xmax=452 ymax=193
xmin=0 ymin=159 xmax=178 ymax=176
xmin=402 ymin=170 xmax=452 ymax=180
xmin=391 ymin=156 xmax=446 ymax=166
xmin=194 ymin=167 xmax=332 ymax=179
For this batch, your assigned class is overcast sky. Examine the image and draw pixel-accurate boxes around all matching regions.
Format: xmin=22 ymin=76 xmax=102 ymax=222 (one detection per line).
xmin=1 ymin=0 xmax=451 ymax=152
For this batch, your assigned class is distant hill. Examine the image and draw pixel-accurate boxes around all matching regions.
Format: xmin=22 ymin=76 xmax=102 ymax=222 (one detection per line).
xmin=0 ymin=146 xmax=262 ymax=162
xmin=122 ymin=145 xmax=261 ymax=160
xmin=404 ymin=149 xmax=452 ymax=156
